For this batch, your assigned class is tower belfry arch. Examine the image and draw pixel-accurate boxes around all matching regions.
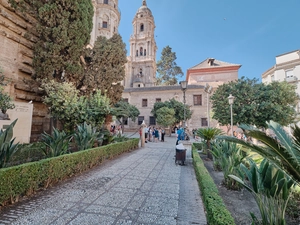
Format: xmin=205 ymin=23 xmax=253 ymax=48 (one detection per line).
xmin=124 ymin=0 xmax=157 ymax=88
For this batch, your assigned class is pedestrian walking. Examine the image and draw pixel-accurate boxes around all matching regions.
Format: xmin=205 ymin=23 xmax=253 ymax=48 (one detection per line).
xmin=161 ymin=128 xmax=165 ymax=142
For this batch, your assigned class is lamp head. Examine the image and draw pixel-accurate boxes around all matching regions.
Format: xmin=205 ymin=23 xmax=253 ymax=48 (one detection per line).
xmin=228 ymin=94 xmax=235 ymax=105
xmin=180 ymin=81 xmax=188 ymax=91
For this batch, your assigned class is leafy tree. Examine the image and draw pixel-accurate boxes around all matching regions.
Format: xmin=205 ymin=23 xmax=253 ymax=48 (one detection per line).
xmin=86 ymin=90 xmax=111 ymax=130
xmin=9 ymin=0 xmax=94 ymax=83
xmin=151 ymin=98 xmax=192 ymax=125
xmin=82 ymin=34 xmax=127 ymax=104
xmin=156 ymin=106 xmax=176 ymax=129
xmin=41 ymin=80 xmax=110 ymax=131
xmin=0 ymin=68 xmax=15 ymax=113
xmin=156 ymin=45 xmax=183 ymax=85
xmin=211 ymin=77 xmax=298 ymax=128
xmin=112 ymin=100 xmax=140 ymax=132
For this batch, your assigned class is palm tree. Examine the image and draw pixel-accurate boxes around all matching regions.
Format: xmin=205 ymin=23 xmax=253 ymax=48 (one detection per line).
xmin=219 ymin=120 xmax=300 ymax=185
xmin=196 ymin=127 xmax=224 ymax=159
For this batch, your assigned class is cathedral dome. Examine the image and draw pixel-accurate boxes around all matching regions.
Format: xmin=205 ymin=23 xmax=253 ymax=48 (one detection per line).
xmin=137 ymin=0 xmax=152 ymax=16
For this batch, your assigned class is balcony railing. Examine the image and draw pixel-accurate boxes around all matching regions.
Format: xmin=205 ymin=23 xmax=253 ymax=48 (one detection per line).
xmin=284 ymin=76 xmax=298 ymax=82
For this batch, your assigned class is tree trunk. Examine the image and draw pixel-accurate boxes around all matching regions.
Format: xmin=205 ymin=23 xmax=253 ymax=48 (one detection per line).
xmin=207 ymin=140 xmax=213 ymax=160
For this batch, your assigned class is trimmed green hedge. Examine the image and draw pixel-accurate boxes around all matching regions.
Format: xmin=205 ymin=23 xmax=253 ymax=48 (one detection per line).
xmin=0 ymin=138 xmax=139 ymax=206
xmin=192 ymin=144 xmax=235 ymax=225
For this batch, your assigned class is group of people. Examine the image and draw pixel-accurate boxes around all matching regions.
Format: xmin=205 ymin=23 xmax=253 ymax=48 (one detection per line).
xmin=110 ymin=125 xmax=122 ymax=135
xmin=140 ymin=126 xmax=165 ymax=142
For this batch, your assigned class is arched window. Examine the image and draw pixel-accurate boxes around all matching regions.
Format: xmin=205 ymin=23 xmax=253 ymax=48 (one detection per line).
xmin=140 ymin=23 xmax=144 ymax=32
xmin=102 ymin=21 xmax=108 ymax=28
xmin=139 ymin=68 xmax=143 ymax=76
xmin=136 ymin=50 xmax=138 ymax=57
xmin=140 ymin=47 xmax=143 ymax=56
xmin=144 ymin=49 xmax=146 ymax=56
xmin=104 ymin=0 xmax=108 ymax=4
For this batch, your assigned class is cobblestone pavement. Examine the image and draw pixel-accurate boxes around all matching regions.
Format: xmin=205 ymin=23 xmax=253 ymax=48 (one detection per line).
xmin=0 ymin=134 xmax=207 ymax=225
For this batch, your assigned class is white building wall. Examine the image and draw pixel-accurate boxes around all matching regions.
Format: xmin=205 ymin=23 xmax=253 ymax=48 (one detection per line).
xmin=276 ymin=51 xmax=300 ymax=64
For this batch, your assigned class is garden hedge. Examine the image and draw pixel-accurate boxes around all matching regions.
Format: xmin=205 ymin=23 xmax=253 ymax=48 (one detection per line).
xmin=0 ymin=138 xmax=139 ymax=206
xmin=192 ymin=143 xmax=236 ymax=225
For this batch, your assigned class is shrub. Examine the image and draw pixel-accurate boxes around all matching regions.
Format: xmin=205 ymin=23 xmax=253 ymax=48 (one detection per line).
xmin=0 ymin=138 xmax=139 ymax=206
xmin=192 ymin=143 xmax=235 ymax=225
xmin=0 ymin=119 xmax=19 ymax=168
xmin=229 ymin=159 xmax=295 ymax=225
xmin=8 ymin=142 xmax=45 ymax=166
xmin=41 ymin=128 xmax=72 ymax=157
xmin=73 ymin=122 xmax=99 ymax=151
xmin=211 ymin=141 xmax=247 ymax=190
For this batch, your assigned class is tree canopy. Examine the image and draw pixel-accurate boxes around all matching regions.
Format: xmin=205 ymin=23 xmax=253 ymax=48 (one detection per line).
xmin=82 ymin=34 xmax=127 ymax=104
xmin=8 ymin=0 xmax=94 ymax=83
xmin=211 ymin=77 xmax=299 ymax=128
xmin=112 ymin=100 xmax=140 ymax=126
xmin=151 ymin=98 xmax=192 ymax=126
xmin=155 ymin=106 xmax=176 ymax=128
xmin=41 ymin=80 xmax=110 ymax=131
xmin=156 ymin=46 xmax=183 ymax=85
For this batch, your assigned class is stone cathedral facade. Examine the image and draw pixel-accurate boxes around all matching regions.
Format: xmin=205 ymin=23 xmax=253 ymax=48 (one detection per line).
xmin=0 ymin=0 xmax=241 ymax=139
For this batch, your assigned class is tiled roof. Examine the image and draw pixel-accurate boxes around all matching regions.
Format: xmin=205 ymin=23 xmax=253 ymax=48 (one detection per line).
xmin=189 ymin=58 xmax=241 ymax=70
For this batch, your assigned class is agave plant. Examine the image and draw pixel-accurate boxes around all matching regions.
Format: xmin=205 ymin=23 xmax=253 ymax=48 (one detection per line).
xmin=73 ymin=122 xmax=99 ymax=151
xmin=196 ymin=127 xmax=224 ymax=159
xmin=0 ymin=119 xmax=19 ymax=168
xmin=229 ymin=159 xmax=295 ymax=225
xmin=211 ymin=141 xmax=246 ymax=189
xmin=41 ymin=128 xmax=72 ymax=157
xmin=219 ymin=120 xmax=300 ymax=185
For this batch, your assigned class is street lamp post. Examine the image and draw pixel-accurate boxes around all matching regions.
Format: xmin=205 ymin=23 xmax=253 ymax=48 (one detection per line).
xmin=204 ymin=83 xmax=213 ymax=127
xmin=228 ymin=94 xmax=235 ymax=136
xmin=180 ymin=81 xmax=188 ymax=129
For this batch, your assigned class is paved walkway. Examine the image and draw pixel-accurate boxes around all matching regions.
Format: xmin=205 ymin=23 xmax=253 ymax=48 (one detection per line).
xmin=0 ymin=134 xmax=207 ymax=225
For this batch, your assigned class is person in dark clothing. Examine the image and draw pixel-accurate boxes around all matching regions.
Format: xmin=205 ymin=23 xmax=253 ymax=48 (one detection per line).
xmin=161 ymin=128 xmax=165 ymax=142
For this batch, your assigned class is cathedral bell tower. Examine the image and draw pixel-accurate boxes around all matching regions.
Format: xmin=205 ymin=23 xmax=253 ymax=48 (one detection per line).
xmin=90 ymin=0 xmax=120 ymax=46
xmin=124 ymin=0 xmax=157 ymax=88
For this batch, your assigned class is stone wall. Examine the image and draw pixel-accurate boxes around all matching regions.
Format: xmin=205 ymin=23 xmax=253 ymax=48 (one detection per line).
xmin=0 ymin=0 xmax=50 ymax=141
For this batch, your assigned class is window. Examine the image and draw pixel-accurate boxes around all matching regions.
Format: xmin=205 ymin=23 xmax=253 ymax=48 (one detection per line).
xmin=140 ymin=47 xmax=143 ymax=56
xmin=156 ymin=98 xmax=161 ymax=102
xmin=123 ymin=98 xmax=128 ymax=103
xmin=136 ymin=50 xmax=138 ymax=57
xmin=104 ymin=0 xmax=108 ymax=4
xmin=193 ymin=95 xmax=202 ymax=105
xmin=140 ymin=23 xmax=144 ymax=31
xmin=102 ymin=21 xmax=108 ymax=28
xmin=138 ymin=116 xmax=144 ymax=125
xmin=142 ymin=99 xmax=147 ymax=107
xmin=201 ymin=118 xmax=208 ymax=127
xmin=285 ymin=70 xmax=293 ymax=78
xmin=144 ymin=49 xmax=146 ymax=56
xmin=149 ymin=116 xmax=156 ymax=125
xmin=123 ymin=117 xmax=128 ymax=125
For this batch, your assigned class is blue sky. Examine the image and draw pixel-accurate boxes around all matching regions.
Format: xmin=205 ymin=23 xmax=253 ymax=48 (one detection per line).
xmin=119 ymin=0 xmax=300 ymax=81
